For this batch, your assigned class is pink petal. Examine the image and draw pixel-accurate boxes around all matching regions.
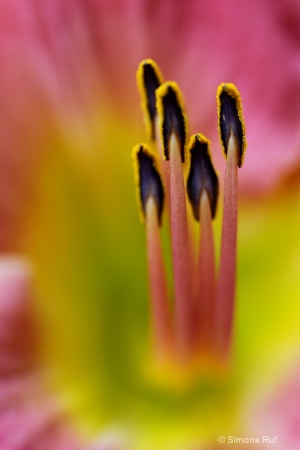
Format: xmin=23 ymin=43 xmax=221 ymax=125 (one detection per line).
xmin=248 ymin=363 xmax=300 ymax=450
xmin=1 ymin=0 xmax=300 ymax=250
xmin=0 ymin=256 xmax=84 ymax=450
xmin=0 ymin=1 xmax=299 ymax=181
xmin=0 ymin=257 xmax=36 ymax=376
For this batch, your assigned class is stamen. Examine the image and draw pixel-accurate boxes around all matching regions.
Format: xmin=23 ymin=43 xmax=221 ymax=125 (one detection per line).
xmin=133 ymin=65 xmax=248 ymax=372
xmin=156 ymin=82 xmax=187 ymax=162
xmin=132 ymin=144 xmax=171 ymax=358
xmin=217 ymin=83 xmax=247 ymax=168
xmin=156 ymin=83 xmax=192 ymax=359
xmin=136 ymin=61 xmax=171 ymax=211
xmin=187 ymin=134 xmax=218 ymax=222
xmin=137 ymin=59 xmax=164 ymax=141
xmin=187 ymin=134 xmax=218 ymax=352
xmin=197 ymin=190 xmax=215 ymax=352
xmin=133 ymin=144 xmax=164 ymax=225
xmin=214 ymin=84 xmax=247 ymax=361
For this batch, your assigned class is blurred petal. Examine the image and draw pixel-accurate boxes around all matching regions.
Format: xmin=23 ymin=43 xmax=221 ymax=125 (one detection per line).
xmin=0 ymin=1 xmax=300 ymax=449
xmin=248 ymin=363 xmax=300 ymax=450
xmin=1 ymin=0 xmax=300 ymax=247
xmin=0 ymin=257 xmax=35 ymax=375
xmin=0 ymin=256 xmax=84 ymax=450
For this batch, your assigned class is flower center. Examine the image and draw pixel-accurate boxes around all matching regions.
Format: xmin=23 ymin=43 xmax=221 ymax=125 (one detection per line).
xmin=133 ymin=60 xmax=247 ymax=375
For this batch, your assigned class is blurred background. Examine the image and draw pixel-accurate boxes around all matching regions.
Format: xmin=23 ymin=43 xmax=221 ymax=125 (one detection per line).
xmin=1 ymin=1 xmax=300 ymax=448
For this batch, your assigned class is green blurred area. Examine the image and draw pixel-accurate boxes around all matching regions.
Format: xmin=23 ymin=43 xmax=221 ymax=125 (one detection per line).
xmin=23 ymin=111 xmax=300 ymax=448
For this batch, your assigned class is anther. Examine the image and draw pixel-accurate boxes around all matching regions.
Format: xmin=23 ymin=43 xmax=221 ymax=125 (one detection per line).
xmin=156 ymin=82 xmax=187 ymax=162
xmin=132 ymin=143 xmax=171 ymax=360
xmin=132 ymin=144 xmax=165 ymax=225
xmin=217 ymin=83 xmax=247 ymax=168
xmin=214 ymin=83 xmax=246 ymax=362
xmin=137 ymin=60 xmax=164 ymax=141
xmin=187 ymin=134 xmax=219 ymax=222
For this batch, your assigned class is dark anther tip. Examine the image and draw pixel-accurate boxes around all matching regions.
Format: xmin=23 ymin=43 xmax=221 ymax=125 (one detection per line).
xmin=187 ymin=134 xmax=219 ymax=221
xmin=156 ymin=82 xmax=187 ymax=162
xmin=133 ymin=144 xmax=164 ymax=225
xmin=137 ymin=60 xmax=163 ymax=141
xmin=217 ymin=83 xmax=247 ymax=168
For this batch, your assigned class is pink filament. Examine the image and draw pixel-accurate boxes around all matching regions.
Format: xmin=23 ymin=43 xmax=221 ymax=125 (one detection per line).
xmin=169 ymin=135 xmax=192 ymax=360
xmin=194 ymin=190 xmax=215 ymax=353
xmin=146 ymin=197 xmax=171 ymax=359
xmin=214 ymin=133 xmax=238 ymax=361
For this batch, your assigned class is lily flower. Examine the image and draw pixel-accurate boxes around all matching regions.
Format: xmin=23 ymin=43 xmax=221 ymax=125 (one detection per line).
xmin=1 ymin=1 xmax=300 ymax=449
